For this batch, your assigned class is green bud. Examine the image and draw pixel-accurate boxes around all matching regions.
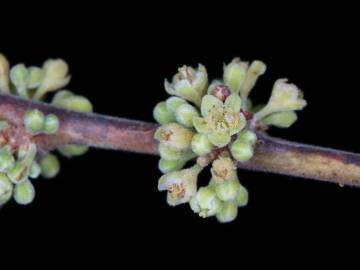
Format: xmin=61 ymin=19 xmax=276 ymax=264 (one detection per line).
xmin=0 ymin=173 xmax=13 ymax=205
xmin=34 ymin=59 xmax=71 ymax=100
xmin=211 ymin=157 xmax=237 ymax=184
xmin=153 ymin=101 xmax=175 ymax=124
xmin=191 ymin=133 xmax=214 ymax=156
xmin=51 ymin=89 xmax=74 ymax=103
xmin=57 ymin=144 xmax=89 ymax=158
xmin=215 ymin=179 xmax=240 ymax=201
xmin=52 ymin=95 xmax=93 ymax=112
xmin=27 ymin=66 xmax=44 ymax=89
xmin=216 ymin=201 xmax=238 ymax=223
xmin=14 ymin=179 xmax=35 ymax=205
xmin=230 ymin=140 xmax=254 ymax=162
xmin=24 ymin=109 xmax=45 ymax=134
xmin=223 ymin=58 xmax=247 ymax=94
xmin=40 ymin=154 xmax=60 ymax=179
xmin=237 ymin=130 xmax=257 ymax=145
xmin=0 ymin=53 xmax=10 ymax=93
xmin=8 ymin=144 xmax=37 ymax=184
xmin=0 ymin=146 xmax=15 ymax=173
xmin=154 ymin=123 xmax=194 ymax=152
xmin=175 ymin=103 xmax=199 ymax=127
xmin=165 ymin=96 xmax=187 ymax=113
xmin=158 ymin=143 xmax=185 ymax=160
xmin=261 ymin=111 xmax=298 ymax=128
xmin=43 ymin=114 xmax=60 ymax=134
xmin=193 ymin=186 xmax=222 ymax=218
xmin=29 ymin=161 xmax=41 ymax=179
xmin=158 ymin=158 xmax=186 ymax=174
xmin=236 ymin=184 xmax=249 ymax=207
xmin=10 ymin=64 xmax=29 ymax=97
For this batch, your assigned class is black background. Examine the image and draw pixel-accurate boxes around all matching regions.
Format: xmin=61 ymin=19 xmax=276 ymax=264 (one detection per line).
xmin=1 ymin=5 xmax=360 ymax=261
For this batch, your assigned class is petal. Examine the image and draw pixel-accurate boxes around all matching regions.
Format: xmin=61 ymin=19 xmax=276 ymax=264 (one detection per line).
xmin=201 ymin=95 xmax=223 ymax=117
xmin=208 ymin=132 xmax=231 ymax=147
xmin=229 ymin=113 xmax=246 ymax=135
xmin=164 ymin=79 xmax=175 ymax=95
xmin=225 ymin=94 xmax=242 ymax=113
xmin=193 ymin=116 xmax=211 ymax=134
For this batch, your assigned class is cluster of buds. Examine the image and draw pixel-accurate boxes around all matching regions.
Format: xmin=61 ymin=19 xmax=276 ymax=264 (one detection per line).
xmin=154 ymin=57 xmax=307 ymax=223
xmin=0 ymin=53 xmax=93 ymax=207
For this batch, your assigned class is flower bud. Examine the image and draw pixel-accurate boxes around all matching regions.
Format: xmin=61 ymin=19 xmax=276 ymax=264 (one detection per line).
xmin=165 ymin=96 xmax=187 ymax=113
xmin=191 ymin=133 xmax=214 ymax=156
xmin=175 ymin=103 xmax=199 ymax=127
xmin=34 ymin=59 xmax=71 ymax=100
xmin=158 ymin=164 xmax=202 ymax=206
xmin=191 ymin=186 xmax=222 ymax=218
xmin=165 ymin=64 xmax=208 ymax=106
xmin=236 ymin=184 xmax=249 ymax=207
xmin=8 ymin=144 xmax=37 ymax=184
xmin=223 ymin=58 xmax=247 ymax=94
xmin=240 ymin=60 xmax=266 ymax=100
xmin=153 ymin=101 xmax=175 ymax=124
xmin=230 ymin=140 xmax=254 ymax=162
xmin=10 ymin=64 xmax=29 ymax=97
xmin=27 ymin=66 xmax=44 ymax=89
xmin=24 ymin=109 xmax=45 ymax=134
xmin=261 ymin=111 xmax=297 ymax=128
xmin=237 ymin=130 xmax=257 ymax=145
xmin=215 ymin=179 xmax=240 ymax=201
xmin=29 ymin=161 xmax=41 ymax=179
xmin=51 ymin=89 xmax=74 ymax=103
xmin=0 ymin=173 xmax=13 ymax=205
xmin=0 ymin=53 xmax=10 ymax=93
xmin=154 ymin=123 xmax=194 ymax=152
xmin=43 ymin=114 xmax=60 ymax=134
xmin=57 ymin=144 xmax=89 ymax=158
xmin=14 ymin=179 xmax=35 ymax=205
xmin=52 ymin=95 xmax=93 ymax=112
xmin=40 ymin=153 xmax=60 ymax=179
xmin=216 ymin=201 xmax=238 ymax=223
xmin=158 ymin=143 xmax=185 ymax=160
xmin=158 ymin=158 xmax=186 ymax=174
xmin=0 ymin=146 xmax=15 ymax=173
xmin=211 ymin=157 xmax=237 ymax=184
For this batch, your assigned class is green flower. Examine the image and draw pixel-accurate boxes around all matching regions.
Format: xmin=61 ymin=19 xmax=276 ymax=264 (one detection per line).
xmin=193 ymin=94 xmax=246 ymax=147
xmin=154 ymin=123 xmax=194 ymax=152
xmin=190 ymin=186 xmax=222 ymax=218
xmin=211 ymin=157 xmax=237 ymax=184
xmin=158 ymin=164 xmax=202 ymax=206
xmin=164 ymin=64 xmax=208 ymax=106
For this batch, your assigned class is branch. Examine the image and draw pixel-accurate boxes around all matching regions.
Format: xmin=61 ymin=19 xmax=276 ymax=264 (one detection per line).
xmin=1 ymin=93 xmax=360 ymax=187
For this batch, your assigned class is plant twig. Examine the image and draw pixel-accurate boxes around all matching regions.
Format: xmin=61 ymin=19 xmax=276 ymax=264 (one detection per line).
xmin=1 ymin=93 xmax=360 ymax=187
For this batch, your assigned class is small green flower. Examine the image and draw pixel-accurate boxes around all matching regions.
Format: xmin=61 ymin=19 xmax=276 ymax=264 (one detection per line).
xmin=216 ymin=200 xmax=238 ymax=223
xmin=154 ymin=123 xmax=194 ymax=152
xmin=158 ymin=158 xmax=187 ymax=174
xmin=24 ymin=109 xmax=45 ymax=134
xmin=190 ymin=186 xmax=222 ymax=218
xmin=43 ymin=114 xmax=60 ymax=134
xmin=52 ymin=95 xmax=93 ymax=112
xmin=14 ymin=179 xmax=35 ymax=205
xmin=193 ymin=94 xmax=246 ymax=147
xmin=29 ymin=161 xmax=41 ymax=179
xmin=34 ymin=59 xmax=71 ymax=100
xmin=215 ymin=178 xmax=240 ymax=202
xmin=0 ymin=53 xmax=10 ymax=93
xmin=40 ymin=153 xmax=60 ymax=179
xmin=255 ymin=79 xmax=307 ymax=120
xmin=230 ymin=140 xmax=254 ymax=162
xmin=57 ymin=144 xmax=89 ymax=158
xmin=165 ymin=96 xmax=187 ymax=113
xmin=223 ymin=58 xmax=247 ymax=94
xmin=236 ymin=130 xmax=257 ymax=145
xmin=261 ymin=111 xmax=298 ymax=128
xmin=27 ymin=66 xmax=44 ymax=89
xmin=165 ymin=64 xmax=208 ymax=106
xmin=236 ymin=184 xmax=249 ymax=207
xmin=174 ymin=103 xmax=199 ymax=127
xmin=0 ymin=173 xmax=13 ymax=206
xmin=211 ymin=157 xmax=237 ymax=184
xmin=158 ymin=164 xmax=202 ymax=206
xmin=153 ymin=101 xmax=175 ymax=124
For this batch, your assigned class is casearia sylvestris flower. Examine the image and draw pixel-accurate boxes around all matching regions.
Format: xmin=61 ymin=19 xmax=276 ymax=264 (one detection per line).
xmin=154 ymin=57 xmax=307 ymax=223
xmin=0 ymin=53 xmax=93 ymax=207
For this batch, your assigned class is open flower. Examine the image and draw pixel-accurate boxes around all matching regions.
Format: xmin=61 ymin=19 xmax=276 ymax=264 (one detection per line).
xmin=158 ymin=164 xmax=202 ymax=206
xmin=154 ymin=123 xmax=194 ymax=151
xmin=164 ymin=64 xmax=208 ymax=106
xmin=190 ymin=186 xmax=222 ymax=218
xmin=193 ymin=94 xmax=246 ymax=147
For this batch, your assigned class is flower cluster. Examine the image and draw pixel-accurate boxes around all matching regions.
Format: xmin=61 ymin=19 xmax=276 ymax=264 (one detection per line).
xmin=154 ymin=57 xmax=307 ymax=223
xmin=0 ymin=53 xmax=93 ymax=207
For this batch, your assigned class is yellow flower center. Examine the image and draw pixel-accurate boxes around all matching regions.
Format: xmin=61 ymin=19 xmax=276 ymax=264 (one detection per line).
xmin=168 ymin=183 xmax=186 ymax=200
